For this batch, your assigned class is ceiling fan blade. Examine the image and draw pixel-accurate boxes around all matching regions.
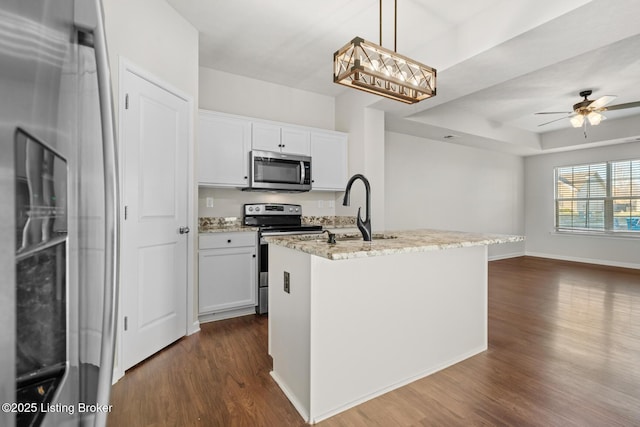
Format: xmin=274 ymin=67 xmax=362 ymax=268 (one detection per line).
xmin=534 ymin=111 xmax=572 ymax=115
xmin=587 ymin=95 xmax=617 ymax=110
xmin=538 ymin=115 xmax=572 ymax=127
xmin=602 ymin=101 xmax=640 ymax=111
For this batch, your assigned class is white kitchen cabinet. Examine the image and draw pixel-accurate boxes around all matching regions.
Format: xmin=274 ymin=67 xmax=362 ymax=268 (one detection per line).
xmin=252 ymin=122 xmax=311 ymax=155
xmin=198 ymin=232 xmax=257 ymax=316
xmin=311 ymin=131 xmax=348 ymax=191
xmin=198 ymin=111 xmax=251 ymax=187
xmin=198 ymin=109 xmax=348 ymax=190
xmin=282 ymin=127 xmax=311 ymax=155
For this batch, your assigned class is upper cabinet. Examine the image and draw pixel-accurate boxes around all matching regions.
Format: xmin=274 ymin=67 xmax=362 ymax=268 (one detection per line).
xmin=198 ymin=110 xmax=348 ymax=191
xmin=311 ymin=131 xmax=348 ymax=191
xmin=198 ymin=110 xmax=251 ymax=187
xmin=252 ymin=122 xmax=311 ymax=156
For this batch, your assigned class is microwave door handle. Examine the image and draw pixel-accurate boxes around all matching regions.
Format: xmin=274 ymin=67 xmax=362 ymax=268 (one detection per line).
xmin=300 ymin=161 xmax=305 ymax=184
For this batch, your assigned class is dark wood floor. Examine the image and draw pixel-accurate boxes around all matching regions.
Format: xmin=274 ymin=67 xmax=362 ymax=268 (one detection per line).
xmin=107 ymin=256 xmax=640 ymax=426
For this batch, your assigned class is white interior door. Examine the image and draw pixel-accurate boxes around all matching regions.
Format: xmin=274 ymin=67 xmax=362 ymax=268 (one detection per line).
xmin=121 ymin=66 xmax=189 ymax=370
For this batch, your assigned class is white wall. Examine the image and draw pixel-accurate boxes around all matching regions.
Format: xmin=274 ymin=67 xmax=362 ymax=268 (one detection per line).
xmin=524 ymin=140 xmax=640 ymax=268
xmin=103 ymin=0 xmax=198 ymax=111
xmin=334 ymin=91 xmax=367 ymax=217
xmin=385 ymin=132 xmax=525 ymax=259
xmin=336 ymin=90 xmax=386 ymax=231
xmin=198 ymin=67 xmax=339 ymax=217
xmin=199 ymin=67 xmax=334 ymax=130
xmin=334 ymin=91 xmax=386 ymax=228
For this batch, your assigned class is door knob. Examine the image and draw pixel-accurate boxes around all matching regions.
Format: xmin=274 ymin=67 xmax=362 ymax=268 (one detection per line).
xmin=179 ymin=226 xmax=190 ymax=234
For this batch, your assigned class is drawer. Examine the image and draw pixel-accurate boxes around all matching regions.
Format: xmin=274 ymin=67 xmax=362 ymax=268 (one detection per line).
xmin=199 ymin=231 xmax=257 ymax=249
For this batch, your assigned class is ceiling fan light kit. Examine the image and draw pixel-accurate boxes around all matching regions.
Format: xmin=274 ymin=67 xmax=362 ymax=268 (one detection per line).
xmin=569 ymin=114 xmax=584 ymax=128
xmin=587 ymin=111 xmax=604 ymax=126
xmin=333 ymin=0 xmax=436 ymax=104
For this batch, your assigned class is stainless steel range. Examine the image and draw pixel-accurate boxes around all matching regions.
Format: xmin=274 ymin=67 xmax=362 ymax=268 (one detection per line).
xmin=243 ymin=204 xmax=322 ymax=314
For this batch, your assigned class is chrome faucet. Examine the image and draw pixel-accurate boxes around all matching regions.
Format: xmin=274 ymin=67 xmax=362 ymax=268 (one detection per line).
xmin=342 ymin=174 xmax=372 ymax=241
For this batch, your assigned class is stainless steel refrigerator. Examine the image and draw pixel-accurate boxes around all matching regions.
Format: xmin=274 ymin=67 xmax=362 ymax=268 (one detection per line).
xmin=0 ymin=1 xmax=119 ymax=426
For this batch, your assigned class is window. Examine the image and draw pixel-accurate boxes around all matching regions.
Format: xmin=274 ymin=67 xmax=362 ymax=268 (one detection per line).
xmin=555 ymin=159 xmax=640 ymax=234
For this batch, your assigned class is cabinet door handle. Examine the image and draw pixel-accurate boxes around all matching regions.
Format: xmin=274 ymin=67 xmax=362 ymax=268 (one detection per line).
xmin=252 ymin=254 xmax=256 ymax=258
xmin=227 ymin=239 xmax=232 ymax=243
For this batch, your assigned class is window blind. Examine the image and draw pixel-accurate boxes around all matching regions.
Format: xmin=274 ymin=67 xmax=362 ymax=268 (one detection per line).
xmin=555 ymin=159 xmax=640 ymax=233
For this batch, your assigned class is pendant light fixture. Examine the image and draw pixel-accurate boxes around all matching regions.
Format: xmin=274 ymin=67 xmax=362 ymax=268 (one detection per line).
xmin=333 ymin=0 xmax=436 ymax=104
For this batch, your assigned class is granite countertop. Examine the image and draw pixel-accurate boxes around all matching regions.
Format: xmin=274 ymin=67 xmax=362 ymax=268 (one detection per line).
xmin=199 ymin=225 xmax=258 ymax=233
xmin=198 ymin=215 xmax=357 ymax=233
xmin=199 ymin=217 xmax=258 ymax=233
xmin=264 ymin=229 xmax=525 ymax=260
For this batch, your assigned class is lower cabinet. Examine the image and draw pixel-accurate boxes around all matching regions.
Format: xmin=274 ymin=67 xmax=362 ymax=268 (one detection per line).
xmin=198 ymin=232 xmax=257 ymax=318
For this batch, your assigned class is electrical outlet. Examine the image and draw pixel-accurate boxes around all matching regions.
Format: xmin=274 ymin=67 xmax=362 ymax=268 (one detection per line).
xmin=328 ymin=200 xmax=335 ymax=208
xmin=284 ymin=271 xmax=290 ymax=294
xmin=206 ymin=197 xmax=214 ymax=208
xmin=317 ymin=200 xmax=324 ymax=209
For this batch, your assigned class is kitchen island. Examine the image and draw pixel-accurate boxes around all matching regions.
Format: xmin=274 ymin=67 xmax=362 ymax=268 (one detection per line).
xmin=265 ymin=229 xmax=523 ymax=424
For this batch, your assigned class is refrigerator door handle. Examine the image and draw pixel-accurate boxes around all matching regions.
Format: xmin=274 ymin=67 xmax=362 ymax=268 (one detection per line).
xmin=92 ymin=1 xmax=120 ymax=425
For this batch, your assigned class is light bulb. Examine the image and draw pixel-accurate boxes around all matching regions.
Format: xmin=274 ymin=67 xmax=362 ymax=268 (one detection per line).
xmin=587 ymin=112 xmax=603 ymax=125
xmin=570 ymin=115 xmax=584 ymax=128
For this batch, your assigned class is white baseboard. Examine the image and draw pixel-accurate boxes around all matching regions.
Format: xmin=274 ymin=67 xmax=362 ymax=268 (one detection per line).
xmin=198 ymin=306 xmax=256 ymax=324
xmin=270 ymin=371 xmax=310 ymax=423
xmin=310 ymin=345 xmax=487 ymax=424
xmin=188 ymin=320 xmax=200 ymax=335
xmin=488 ymin=251 xmax=525 ymax=261
xmin=525 ymin=251 xmax=640 ymax=270
xmin=112 ymin=366 xmax=123 ymax=385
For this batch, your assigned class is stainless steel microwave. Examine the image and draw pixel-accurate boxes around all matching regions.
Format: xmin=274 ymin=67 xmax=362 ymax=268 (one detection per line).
xmin=246 ymin=150 xmax=312 ymax=192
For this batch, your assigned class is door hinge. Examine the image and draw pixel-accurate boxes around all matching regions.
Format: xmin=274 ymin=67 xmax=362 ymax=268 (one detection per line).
xmin=125 ymin=93 xmax=129 ymax=109
xmin=124 ymin=205 xmax=128 ymax=220
xmin=124 ymin=316 xmax=128 ymax=331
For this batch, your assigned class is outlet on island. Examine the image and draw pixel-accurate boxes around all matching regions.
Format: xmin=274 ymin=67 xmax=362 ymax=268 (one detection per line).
xmin=284 ymin=271 xmax=290 ymax=294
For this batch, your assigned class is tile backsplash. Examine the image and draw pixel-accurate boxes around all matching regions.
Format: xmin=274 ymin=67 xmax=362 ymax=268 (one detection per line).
xmin=198 ymin=215 xmax=356 ymax=233
xmin=199 ymin=187 xmax=343 ymax=217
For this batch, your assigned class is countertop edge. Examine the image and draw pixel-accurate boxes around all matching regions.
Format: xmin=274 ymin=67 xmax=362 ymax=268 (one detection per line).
xmin=199 ymin=227 xmax=258 ymax=234
xmin=265 ymin=230 xmax=525 ymax=260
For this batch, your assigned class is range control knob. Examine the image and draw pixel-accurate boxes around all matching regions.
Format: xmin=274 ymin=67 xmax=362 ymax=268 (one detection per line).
xmin=295 ymin=207 xmax=299 ymax=212
xmin=289 ymin=207 xmax=293 ymax=212
xmin=248 ymin=207 xmax=254 ymax=212
xmin=255 ymin=206 xmax=261 ymax=212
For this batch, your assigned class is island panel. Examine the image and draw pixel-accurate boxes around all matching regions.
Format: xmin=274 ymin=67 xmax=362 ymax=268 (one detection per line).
xmin=269 ymin=243 xmax=489 ymax=423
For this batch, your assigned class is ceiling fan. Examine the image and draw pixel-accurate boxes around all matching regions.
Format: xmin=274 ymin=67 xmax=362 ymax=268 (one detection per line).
xmin=536 ymin=90 xmax=640 ymax=136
